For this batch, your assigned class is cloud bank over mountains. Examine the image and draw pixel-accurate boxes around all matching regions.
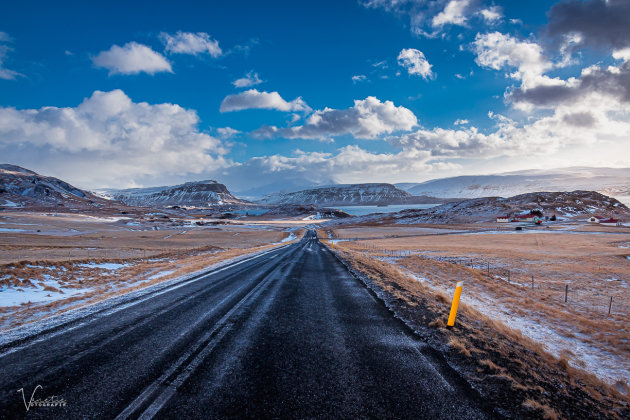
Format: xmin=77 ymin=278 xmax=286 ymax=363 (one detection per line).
xmin=1 ymin=0 xmax=629 ymax=190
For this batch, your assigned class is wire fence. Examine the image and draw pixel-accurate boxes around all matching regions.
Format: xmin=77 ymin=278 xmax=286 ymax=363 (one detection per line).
xmin=332 ymin=238 xmax=630 ymax=318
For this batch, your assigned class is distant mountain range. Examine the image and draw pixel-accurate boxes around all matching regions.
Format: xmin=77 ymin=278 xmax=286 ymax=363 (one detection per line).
xmin=100 ymin=181 xmax=248 ymax=208
xmin=0 ymin=164 xmax=107 ymax=208
xmin=4 ymin=164 xmax=630 ymax=211
xmin=395 ymin=167 xmax=630 ymax=203
xmin=258 ymin=183 xmax=453 ymax=206
xmin=337 ymin=190 xmax=630 ymax=225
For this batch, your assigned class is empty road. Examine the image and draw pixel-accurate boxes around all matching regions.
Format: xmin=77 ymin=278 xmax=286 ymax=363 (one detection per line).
xmin=0 ymin=230 xmax=493 ymax=419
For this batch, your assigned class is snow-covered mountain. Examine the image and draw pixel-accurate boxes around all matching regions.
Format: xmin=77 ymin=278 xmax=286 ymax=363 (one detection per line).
xmin=396 ymin=167 xmax=630 ymax=204
xmin=259 ymin=183 xmax=418 ymax=206
xmin=103 ymin=180 xmax=248 ymax=208
xmin=0 ymin=164 xmax=106 ymax=208
xmin=335 ymin=190 xmax=630 ymax=225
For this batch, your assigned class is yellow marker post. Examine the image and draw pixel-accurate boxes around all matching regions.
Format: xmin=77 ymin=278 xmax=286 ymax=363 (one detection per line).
xmin=331 ymin=240 xmax=334 ymax=249
xmin=447 ymin=281 xmax=464 ymax=327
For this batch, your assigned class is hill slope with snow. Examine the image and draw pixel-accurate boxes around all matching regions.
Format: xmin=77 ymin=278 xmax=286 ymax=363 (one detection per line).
xmin=0 ymin=164 xmax=107 ymax=208
xmin=259 ymin=183 xmax=421 ymax=206
xmin=338 ymin=190 xmax=630 ymax=225
xmin=396 ymin=168 xmax=630 ymax=203
xmin=104 ymin=180 xmax=248 ymax=208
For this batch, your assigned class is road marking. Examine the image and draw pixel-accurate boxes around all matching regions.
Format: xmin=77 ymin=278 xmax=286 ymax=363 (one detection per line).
xmin=116 ymin=244 xmax=299 ymax=419
xmin=0 ymin=243 xmax=294 ymax=359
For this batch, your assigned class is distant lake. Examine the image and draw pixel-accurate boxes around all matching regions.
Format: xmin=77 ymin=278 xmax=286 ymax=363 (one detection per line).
xmin=333 ymin=203 xmax=440 ymax=216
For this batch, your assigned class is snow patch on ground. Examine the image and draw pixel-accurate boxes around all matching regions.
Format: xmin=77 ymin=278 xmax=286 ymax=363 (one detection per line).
xmin=146 ymin=270 xmax=175 ymax=281
xmin=281 ymin=233 xmax=296 ymax=243
xmin=0 ymin=280 xmax=92 ymax=307
xmin=76 ymin=262 xmax=130 ymax=270
xmin=398 ymin=266 xmax=628 ymax=385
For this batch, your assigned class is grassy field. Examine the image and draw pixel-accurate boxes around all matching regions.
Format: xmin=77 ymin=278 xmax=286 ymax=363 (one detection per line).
xmin=0 ymin=211 xmax=303 ymax=330
xmin=321 ymin=223 xmax=630 ymax=389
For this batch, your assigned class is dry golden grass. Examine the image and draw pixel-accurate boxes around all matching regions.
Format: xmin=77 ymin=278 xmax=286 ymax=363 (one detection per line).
xmin=0 ymin=242 xmax=293 ymax=330
xmin=327 ymin=242 xmax=630 ymax=418
xmin=0 ymin=214 xmax=303 ymax=330
xmin=324 ymin=224 xmax=630 ymax=386
xmin=522 ymin=399 xmax=560 ymax=420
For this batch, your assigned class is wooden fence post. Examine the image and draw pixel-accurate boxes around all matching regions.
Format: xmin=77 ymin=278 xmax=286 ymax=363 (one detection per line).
xmin=565 ymin=284 xmax=568 ymax=303
xmin=608 ymin=296 xmax=613 ymax=315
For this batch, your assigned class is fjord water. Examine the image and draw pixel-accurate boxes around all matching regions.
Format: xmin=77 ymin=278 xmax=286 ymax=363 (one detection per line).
xmin=333 ymin=203 xmax=439 ymax=216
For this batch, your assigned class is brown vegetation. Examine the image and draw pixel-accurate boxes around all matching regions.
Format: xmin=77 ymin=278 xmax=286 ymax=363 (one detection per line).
xmin=326 ymin=240 xmax=630 ymax=418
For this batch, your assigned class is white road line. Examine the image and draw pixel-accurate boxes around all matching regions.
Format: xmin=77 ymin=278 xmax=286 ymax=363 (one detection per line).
xmin=116 ymin=255 xmax=283 ymax=419
xmin=0 ymin=244 xmax=293 ymax=359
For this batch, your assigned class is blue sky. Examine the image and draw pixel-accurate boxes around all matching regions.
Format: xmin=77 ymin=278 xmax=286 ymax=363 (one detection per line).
xmin=1 ymin=1 xmax=629 ymax=191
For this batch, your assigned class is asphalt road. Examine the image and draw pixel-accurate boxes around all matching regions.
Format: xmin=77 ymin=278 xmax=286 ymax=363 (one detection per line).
xmin=0 ymin=230 xmax=492 ymax=419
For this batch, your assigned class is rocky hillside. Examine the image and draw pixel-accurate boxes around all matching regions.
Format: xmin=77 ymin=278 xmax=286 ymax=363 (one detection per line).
xmin=105 ymin=180 xmax=248 ymax=208
xmin=397 ymin=167 xmax=630 ymax=203
xmin=258 ymin=183 xmax=443 ymax=206
xmin=343 ymin=191 xmax=630 ymax=225
xmin=0 ymin=164 xmax=106 ymax=208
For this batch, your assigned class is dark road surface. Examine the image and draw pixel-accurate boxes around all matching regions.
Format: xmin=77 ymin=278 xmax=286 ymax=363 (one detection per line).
xmin=0 ymin=230 xmax=492 ymax=419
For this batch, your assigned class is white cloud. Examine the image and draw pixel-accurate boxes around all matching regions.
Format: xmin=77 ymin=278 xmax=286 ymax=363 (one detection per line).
xmin=0 ymin=45 xmax=21 ymax=80
xmin=216 ymin=127 xmax=241 ymax=138
xmin=0 ymin=33 xmax=22 ymax=80
xmin=220 ymin=89 xmax=311 ymax=113
xmin=613 ymin=48 xmax=630 ymax=62
xmin=472 ymin=32 xmax=552 ymax=88
xmin=217 ymin=144 xmax=460 ymax=191
xmin=390 ymin=92 xmax=630 ymax=160
xmin=232 ymin=71 xmax=262 ymax=88
xmin=454 ymin=119 xmax=469 ymax=125
xmin=92 ymin=42 xmax=172 ymax=75
xmin=254 ymin=96 xmax=418 ymax=140
xmin=478 ymin=6 xmax=502 ymax=24
xmin=432 ymin=0 xmax=471 ymax=28
xmin=160 ymin=31 xmax=222 ymax=57
xmin=397 ymin=48 xmax=433 ymax=79
xmin=352 ymin=74 xmax=368 ymax=83
xmin=0 ymin=90 xmax=229 ymax=188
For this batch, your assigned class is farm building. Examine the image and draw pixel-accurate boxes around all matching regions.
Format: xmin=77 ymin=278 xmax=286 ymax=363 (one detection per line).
xmin=496 ymin=216 xmax=510 ymax=223
xmin=513 ymin=214 xmax=537 ymax=223
xmin=599 ymin=218 xmax=621 ymax=227
xmin=587 ymin=215 xmax=604 ymax=223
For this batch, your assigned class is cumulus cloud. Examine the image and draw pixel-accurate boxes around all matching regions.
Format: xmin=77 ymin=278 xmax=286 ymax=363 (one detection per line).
xmin=390 ymin=89 xmax=630 ymax=160
xmin=362 ymin=0 xmax=490 ymax=37
xmin=478 ymin=6 xmax=502 ymax=24
xmin=220 ymin=89 xmax=311 ymax=113
xmin=215 ymin=145 xmax=458 ymax=192
xmin=160 ymin=31 xmax=222 ymax=57
xmin=432 ymin=0 xmax=472 ymax=28
xmin=472 ymin=32 xmax=553 ymax=88
xmin=232 ymin=71 xmax=262 ymax=88
xmin=397 ymin=48 xmax=433 ymax=79
xmin=92 ymin=42 xmax=172 ymax=75
xmin=216 ymin=127 xmax=241 ymax=138
xmin=0 ymin=90 xmax=228 ymax=187
xmin=509 ymin=61 xmax=630 ymax=108
xmin=546 ymin=0 xmax=630 ymax=51
xmin=0 ymin=33 xmax=22 ymax=80
xmin=254 ymin=96 xmax=418 ymax=140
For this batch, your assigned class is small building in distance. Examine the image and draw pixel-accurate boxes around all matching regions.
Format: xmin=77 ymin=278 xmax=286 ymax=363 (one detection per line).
xmin=496 ymin=215 xmax=510 ymax=223
xmin=599 ymin=218 xmax=621 ymax=227
xmin=513 ymin=214 xmax=537 ymax=223
xmin=587 ymin=215 xmax=604 ymax=223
